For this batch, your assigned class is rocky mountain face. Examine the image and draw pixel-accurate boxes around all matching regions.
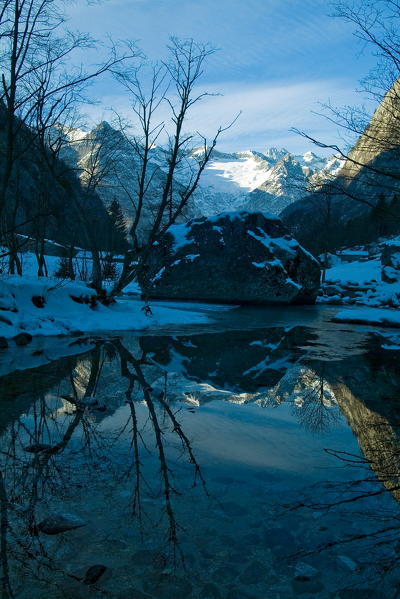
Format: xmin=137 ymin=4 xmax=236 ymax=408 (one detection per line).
xmin=282 ymin=78 xmax=400 ymax=254
xmin=62 ymin=122 xmax=340 ymax=236
xmin=0 ymin=106 xmax=116 ymax=251
xmin=62 ymin=122 xmax=199 ymax=244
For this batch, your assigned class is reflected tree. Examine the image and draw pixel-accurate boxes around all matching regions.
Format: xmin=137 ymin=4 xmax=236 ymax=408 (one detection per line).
xmin=0 ymin=337 xmax=209 ymax=595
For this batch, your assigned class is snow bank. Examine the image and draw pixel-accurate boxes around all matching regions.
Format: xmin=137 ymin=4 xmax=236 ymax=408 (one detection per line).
xmin=333 ymin=307 xmax=400 ymax=328
xmin=326 ymin=258 xmax=381 ymax=285
xmin=0 ymin=275 xmax=211 ymax=340
xmin=320 ymin=257 xmax=400 ymax=309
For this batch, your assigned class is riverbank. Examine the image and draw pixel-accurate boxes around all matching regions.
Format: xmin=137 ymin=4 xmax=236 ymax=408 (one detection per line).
xmin=0 ymin=275 xmax=212 ymax=341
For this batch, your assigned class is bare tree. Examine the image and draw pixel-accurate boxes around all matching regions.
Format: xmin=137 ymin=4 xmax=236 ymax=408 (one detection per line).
xmin=111 ymin=38 xmax=238 ymax=295
xmin=292 ymin=1 xmax=400 ymax=219
xmin=0 ymin=0 xmax=137 ymax=277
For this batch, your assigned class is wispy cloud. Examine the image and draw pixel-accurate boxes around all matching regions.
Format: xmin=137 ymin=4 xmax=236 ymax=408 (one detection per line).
xmin=83 ymin=78 xmax=368 ymax=153
xmin=65 ymin=0 xmax=378 ymax=152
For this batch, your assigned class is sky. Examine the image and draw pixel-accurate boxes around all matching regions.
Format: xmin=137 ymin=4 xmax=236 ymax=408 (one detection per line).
xmin=65 ymin=0 xmax=378 ymax=154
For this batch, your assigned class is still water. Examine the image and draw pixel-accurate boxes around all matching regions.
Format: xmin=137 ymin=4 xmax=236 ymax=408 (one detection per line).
xmin=0 ymin=305 xmax=399 ymax=598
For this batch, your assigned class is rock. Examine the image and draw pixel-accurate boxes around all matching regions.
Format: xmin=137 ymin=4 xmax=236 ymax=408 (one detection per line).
xmin=381 ymin=240 xmax=400 ymax=283
xmin=37 ymin=513 xmax=87 ymax=535
xmin=13 ymin=332 xmax=33 ymax=346
xmin=31 ymin=295 xmax=46 ymax=308
xmin=292 ymin=561 xmax=323 ymax=595
xmin=24 ymin=443 xmax=53 ymax=454
xmin=381 ymin=239 xmax=400 ymax=269
xmin=0 ymin=336 xmax=8 ymax=349
xmin=294 ymin=562 xmax=319 ymax=579
xmin=337 ymin=555 xmax=358 ymax=572
xmin=382 ymin=265 xmax=400 ymax=283
xmin=319 ymin=252 xmax=341 ymax=268
xmin=141 ymin=212 xmax=321 ymax=305
xmin=83 ymin=564 xmax=107 ymax=585
xmin=322 ymin=283 xmax=344 ymax=297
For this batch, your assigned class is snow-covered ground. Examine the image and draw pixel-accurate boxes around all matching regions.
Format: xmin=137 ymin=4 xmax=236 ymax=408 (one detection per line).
xmin=0 ymin=275 xmax=218 ymax=340
xmin=318 ymin=246 xmax=400 ymax=345
xmin=320 ymin=258 xmax=400 ymax=309
xmin=333 ymin=307 xmax=400 ymax=328
xmin=326 ymin=258 xmax=381 ymax=285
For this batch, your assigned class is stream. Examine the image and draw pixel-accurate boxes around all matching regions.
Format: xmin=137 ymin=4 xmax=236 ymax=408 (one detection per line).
xmin=0 ymin=304 xmax=399 ymax=598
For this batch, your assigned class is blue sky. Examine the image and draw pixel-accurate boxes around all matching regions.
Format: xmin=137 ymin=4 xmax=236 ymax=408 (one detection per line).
xmin=66 ymin=0 xmax=377 ymax=154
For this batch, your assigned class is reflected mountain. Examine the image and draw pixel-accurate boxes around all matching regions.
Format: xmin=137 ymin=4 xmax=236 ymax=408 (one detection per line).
xmin=321 ymin=341 xmax=400 ymax=503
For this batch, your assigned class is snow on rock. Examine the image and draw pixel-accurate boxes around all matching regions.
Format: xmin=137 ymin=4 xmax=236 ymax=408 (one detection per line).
xmin=141 ymin=211 xmax=321 ymax=305
xmin=0 ymin=275 xmax=211 ymax=340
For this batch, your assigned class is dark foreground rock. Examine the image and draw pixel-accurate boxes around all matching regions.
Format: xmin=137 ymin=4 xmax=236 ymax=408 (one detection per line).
xmin=13 ymin=332 xmax=33 ymax=346
xmin=140 ymin=212 xmax=320 ymax=304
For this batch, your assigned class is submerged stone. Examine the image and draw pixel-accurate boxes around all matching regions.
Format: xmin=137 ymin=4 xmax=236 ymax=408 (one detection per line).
xmin=37 ymin=513 xmax=87 ymax=535
xmin=337 ymin=554 xmax=358 ymax=572
xmin=83 ymin=564 xmax=107 ymax=585
xmin=13 ymin=332 xmax=33 ymax=346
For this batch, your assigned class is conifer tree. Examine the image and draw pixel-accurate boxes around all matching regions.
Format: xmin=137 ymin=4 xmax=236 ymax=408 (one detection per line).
xmin=107 ymin=198 xmax=128 ymax=252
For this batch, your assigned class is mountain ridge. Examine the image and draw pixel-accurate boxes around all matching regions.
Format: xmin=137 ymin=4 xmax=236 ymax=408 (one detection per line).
xmin=62 ymin=121 xmax=341 ymax=226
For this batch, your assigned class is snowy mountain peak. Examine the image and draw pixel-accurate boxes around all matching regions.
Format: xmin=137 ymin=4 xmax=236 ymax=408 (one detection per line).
xmin=195 ymin=146 xmax=343 ymax=217
xmin=61 ymin=120 xmax=341 ymax=224
xmin=263 ymin=147 xmax=289 ymax=162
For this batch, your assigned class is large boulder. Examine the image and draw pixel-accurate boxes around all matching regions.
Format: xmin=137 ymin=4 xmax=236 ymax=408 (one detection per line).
xmin=140 ymin=212 xmax=321 ymax=304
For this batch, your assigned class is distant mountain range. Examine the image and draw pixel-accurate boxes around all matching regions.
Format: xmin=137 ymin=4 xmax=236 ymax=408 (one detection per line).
xmin=62 ymin=122 xmax=342 ymax=230
xmin=193 ymin=148 xmax=342 ymax=216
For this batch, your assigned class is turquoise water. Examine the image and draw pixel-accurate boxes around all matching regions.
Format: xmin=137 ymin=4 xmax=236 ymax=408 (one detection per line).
xmin=0 ymin=306 xmax=399 ymax=598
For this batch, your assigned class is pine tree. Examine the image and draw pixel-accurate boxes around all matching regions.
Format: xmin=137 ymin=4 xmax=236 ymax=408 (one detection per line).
xmin=55 ymin=256 xmax=75 ymax=279
xmin=107 ymin=198 xmax=128 ymax=252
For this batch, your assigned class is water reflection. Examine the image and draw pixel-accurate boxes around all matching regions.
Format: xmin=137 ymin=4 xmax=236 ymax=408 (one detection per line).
xmin=0 ymin=324 xmax=399 ymax=598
